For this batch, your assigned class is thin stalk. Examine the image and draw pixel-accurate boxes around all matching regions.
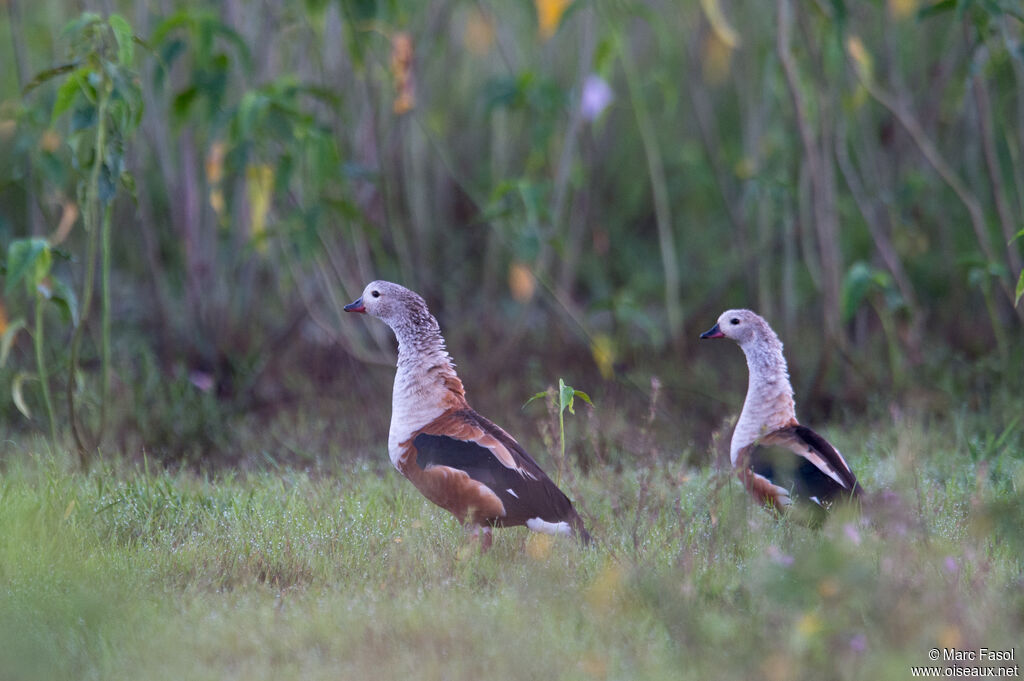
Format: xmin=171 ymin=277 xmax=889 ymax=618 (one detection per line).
xmin=67 ymin=86 xmax=110 ymax=466
xmin=100 ymin=202 xmax=112 ymax=438
xmin=557 ymin=405 xmax=565 ymax=488
xmin=34 ymin=296 xmax=58 ymax=446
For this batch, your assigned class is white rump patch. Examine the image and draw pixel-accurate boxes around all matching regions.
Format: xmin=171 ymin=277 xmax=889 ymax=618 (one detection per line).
xmin=526 ymin=517 xmax=573 ymax=536
xmin=505 ymin=488 xmax=519 ymax=499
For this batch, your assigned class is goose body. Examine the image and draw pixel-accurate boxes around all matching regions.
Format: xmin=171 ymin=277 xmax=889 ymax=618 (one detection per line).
xmin=701 ymin=309 xmax=862 ymax=516
xmin=346 ymin=280 xmax=590 ymax=549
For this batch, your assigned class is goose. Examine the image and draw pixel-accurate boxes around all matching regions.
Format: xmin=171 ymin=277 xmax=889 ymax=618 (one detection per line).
xmin=701 ymin=309 xmax=862 ymax=518
xmin=345 ymin=280 xmax=590 ymax=550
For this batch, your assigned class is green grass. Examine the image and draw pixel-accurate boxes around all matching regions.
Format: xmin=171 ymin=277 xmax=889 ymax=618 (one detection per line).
xmin=1 ymin=405 xmax=1023 ymax=681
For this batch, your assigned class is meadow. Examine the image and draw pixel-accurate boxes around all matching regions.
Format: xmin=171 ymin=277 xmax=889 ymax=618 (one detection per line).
xmin=3 ymin=385 xmax=1022 ymax=681
xmin=2 ymin=1 xmax=1024 ymax=679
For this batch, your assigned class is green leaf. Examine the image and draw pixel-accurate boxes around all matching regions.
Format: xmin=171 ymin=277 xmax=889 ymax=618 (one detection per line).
xmin=841 ymin=261 xmax=890 ymax=323
xmin=0 ymin=318 xmax=27 ymax=368
xmin=1011 ymin=228 xmax=1024 ymax=246
xmin=51 ymin=69 xmax=91 ymax=124
xmin=573 ymin=390 xmax=593 ymax=407
xmin=1015 ymin=268 xmax=1024 ymax=308
xmin=917 ymin=0 xmax=956 ymax=20
xmin=49 ymin=278 xmax=80 ymax=325
xmin=109 ymin=14 xmax=135 ymax=66
xmin=52 ymin=70 xmax=84 ymax=124
xmin=23 ymin=61 xmax=79 ymax=96
xmin=12 ymin=371 xmax=35 ymax=419
xmin=523 ymin=391 xmax=549 ymax=409
xmin=5 ymin=238 xmax=52 ymax=295
xmin=558 ymin=378 xmax=574 ymax=414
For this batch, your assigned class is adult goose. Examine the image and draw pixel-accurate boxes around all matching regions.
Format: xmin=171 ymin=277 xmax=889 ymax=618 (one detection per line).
xmin=701 ymin=309 xmax=862 ymax=519
xmin=345 ymin=280 xmax=590 ymax=549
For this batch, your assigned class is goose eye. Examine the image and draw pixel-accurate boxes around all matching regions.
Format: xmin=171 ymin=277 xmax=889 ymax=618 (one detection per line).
xmin=730 ymin=318 xmax=740 ymax=325
xmin=371 ymin=290 xmax=380 ymax=298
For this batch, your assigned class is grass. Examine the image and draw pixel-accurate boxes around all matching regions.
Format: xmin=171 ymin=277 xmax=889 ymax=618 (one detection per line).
xmin=1 ymin=400 xmax=1023 ymax=681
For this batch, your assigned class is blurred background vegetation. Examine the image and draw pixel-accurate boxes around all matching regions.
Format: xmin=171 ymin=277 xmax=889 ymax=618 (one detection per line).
xmin=0 ymin=0 xmax=1022 ymax=467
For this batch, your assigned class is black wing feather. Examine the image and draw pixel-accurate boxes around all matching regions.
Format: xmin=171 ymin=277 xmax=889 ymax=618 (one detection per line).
xmin=413 ymin=432 xmax=577 ymax=528
xmin=747 ymin=444 xmax=849 ymax=504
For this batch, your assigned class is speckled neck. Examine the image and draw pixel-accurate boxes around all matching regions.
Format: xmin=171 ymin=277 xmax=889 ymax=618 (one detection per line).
xmin=730 ymin=331 xmax=797 ymax=464
xmin=385 ymin=310 xmax=465 ymax=467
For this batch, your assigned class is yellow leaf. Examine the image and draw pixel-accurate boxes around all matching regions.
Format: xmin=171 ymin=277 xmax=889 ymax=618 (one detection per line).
xmin=508 ymin=262 xmax=536 ymax=302
xmin=463 ymin=7 xmax=495 ymax=56
xmin=206 ymin=141 xmax=226 ymax=184
xmin=246 ymin=164 xmax=274 ymax=253
xmin=590 ymin=333 xmax=616 ymax=380
xmin=62 ymin=499 xmax=76 ymax=520
xmin=888 ymin=0 xmax=919 ymax=19
xmin=534 ymin=0 xmax=572 ymax=41
xmin=701 ymin=32 xmax=734 ymax=85
xmin=209 ymin=189 xmax=225 ymax=217
xmin=700 ymin=0 xmax=740 ymax=49
xmin=846 ymin=35 xmax=873 ymax=81
xmin=390 ymin=32 xmax=416 ymax=115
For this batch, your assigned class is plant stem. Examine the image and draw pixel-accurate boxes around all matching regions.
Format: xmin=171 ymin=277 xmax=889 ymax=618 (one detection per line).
xmin=67 ymin=84 xmax=110 ymax=466
xmin=100 ymin=202 xmax=112 ymax=438
xmin=34 ymin=296 xmax=58 ymax=446
xmin=557 ymin=405 xmax=565 ymax=488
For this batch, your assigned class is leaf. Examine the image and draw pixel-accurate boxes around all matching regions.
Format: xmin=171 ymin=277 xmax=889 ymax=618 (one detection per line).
xmin=558 ymin=378 xmax=574 ymax=414
xmin=5 ymin=238 xmax=52 ymax=295
xmin=51 ymin=68 xmax=87 ymax=123
xmin=49 ymin=278 xmax=79 ymax=325
xmin=246 ymin=164 xmax=275 ymax=253
xmin=917 ymin=0 xmax=956 ymax=20
xmin=846 ymin=35 xmax=873 ymax=81
xmin=21 ymin=61 xmax=80 ymax=95
xmin=0 ymin=318 xmax=27 ymax=368
xmin=12 ymin=371 xmax=35 ymax=419
xmin=109 ymin=14 xmax=135 ymax=66
xmin=1015 ymin=268 xmax=1024 ymax=308
xmin=699 ymin=0 xmax=740 ymax=49
xmin=523 ymin=390 xmax=549 ymax=409
xmin=841 ymin=261 xmax=890 ymax=322
xmin=591 ymin=333 xmax=616 ymax=380
xmin=534 ymin=0 xmax=572 ymax=41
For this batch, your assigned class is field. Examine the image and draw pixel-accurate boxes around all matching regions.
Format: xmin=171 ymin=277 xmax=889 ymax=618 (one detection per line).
xmin=2 ymin=1 xmax=1024 ymax=679
xmin=3 ymin=389 xmax=1022 ymax=681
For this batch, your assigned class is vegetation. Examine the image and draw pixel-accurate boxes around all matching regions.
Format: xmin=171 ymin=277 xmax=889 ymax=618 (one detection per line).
xmin=2 ymin=395 xmax=1023 ymax=680
xmin=0 ymin=0 xmax=1021 ymax=459
xmin=1 ymin=1 xmax=1022 ymax=679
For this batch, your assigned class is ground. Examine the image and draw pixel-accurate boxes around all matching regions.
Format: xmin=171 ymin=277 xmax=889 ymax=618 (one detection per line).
xmin=1 ymin=403 xmax=1022 ymax=681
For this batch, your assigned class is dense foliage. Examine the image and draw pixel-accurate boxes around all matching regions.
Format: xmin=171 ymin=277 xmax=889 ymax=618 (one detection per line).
xmin=1 ymin=0 xmax=1022 ymax=462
